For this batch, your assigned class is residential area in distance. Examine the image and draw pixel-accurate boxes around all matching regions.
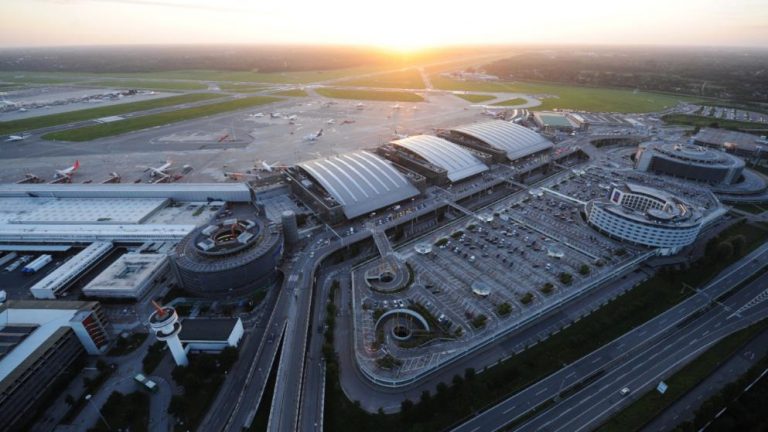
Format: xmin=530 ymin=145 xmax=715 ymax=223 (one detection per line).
xmin=1 ymin=2 xmax=768 ymax=432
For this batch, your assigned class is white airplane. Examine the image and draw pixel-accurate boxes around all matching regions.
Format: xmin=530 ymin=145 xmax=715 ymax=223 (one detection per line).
xmin=287 ymin=115 xmax=298 ymax=121
xmin=250 ymin=112 xmax=265 ymax=118
xmin=55 ymin=160 xmax=80 ymax=178
xmin=5 ymin=134 xmax=29 ymax=142
xmin=258 ymin=160 xmax=290 ymax=172
xmin=355 ymin=103 xmax=365 ymax=110
xmin=303 ymin=129 xmax=324 ymax=142
xmin=391 ymin=104 xmax=402 ymax=110
xmin=325 ymin=119 xmax=335 ymax=125
xmin=140 ymin=160 xmax=173 ymax=178
xmin=393 ymin=129 xmax=408 ymax=139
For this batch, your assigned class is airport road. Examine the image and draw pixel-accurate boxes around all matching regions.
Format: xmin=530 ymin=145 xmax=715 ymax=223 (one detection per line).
xmin=450 ymin=242 xmax=768 ymax=432
xmin=519 ymin=271 xmax=768 ymax=432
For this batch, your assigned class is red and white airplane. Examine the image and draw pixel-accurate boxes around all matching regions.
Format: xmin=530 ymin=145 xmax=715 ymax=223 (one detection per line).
xmin=54 ymin=160 xmax=80 ymax=178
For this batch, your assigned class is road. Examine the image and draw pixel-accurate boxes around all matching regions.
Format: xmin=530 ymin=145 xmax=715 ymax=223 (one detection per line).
xmin=450 ymin=242 xmax=768 ymax=432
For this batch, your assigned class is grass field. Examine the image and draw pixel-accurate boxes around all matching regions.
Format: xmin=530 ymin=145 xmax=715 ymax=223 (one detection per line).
xmin=272 ymin=88 xmax=308 ymax=97
xmin=492 ymin=97 xmax=527 ymax=106
xmin=0 ymin=93 xmax=223 ymax=135
xmin=430 ymin=76 xmax=699 ymax=113
xmin=334 ymin=68 xmax=426 ymax=89
xmin=662 ymin=114 xmax=768 ymax=132
xmin=84 ymin=79 xmax=208 ymax=90
xmin=315 ymin=87 xmax=423 ymax=102
xmin=454 ymin=93 xmax=496 ymax=103
xmin=597 ymin=316 xmax=768 ymax=432
xmin=217 ymin=82 xmax=270 ymax=92
xmin=42 ymin=95 xmax=278 ymax=141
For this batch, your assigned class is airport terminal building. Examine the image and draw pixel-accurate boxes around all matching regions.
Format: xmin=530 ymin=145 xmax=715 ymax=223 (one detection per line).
xmin=439 ymin=120 xmax=554 ymax=163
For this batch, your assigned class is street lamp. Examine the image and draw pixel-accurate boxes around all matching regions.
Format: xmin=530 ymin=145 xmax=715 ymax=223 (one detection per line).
xmin=85 ymin=394 xmax=112 ymax=431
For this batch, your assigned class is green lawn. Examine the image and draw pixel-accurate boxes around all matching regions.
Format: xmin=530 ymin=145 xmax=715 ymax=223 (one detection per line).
xmin=217 ymin=82 xmax=270 ymax=92
xmin=0 ymin=93 xmax=222 ymax=135
xmin=598 ymin=317 xmax=768 ymax=432
xmin=430 ymin=75 xmax=699 ymax=113
xmin=492 ymin=97 xmax=527 ymax=106
xmin=272 ymin=88 xmax=308 ymax=97
xmin=84 ymin=79 xmax=207 ymax=90
xmin=454 ymin=93 xmax=496 ymax=103
xmin=662 ymin=114 xmax=768 ymax=132
xmin=43 ymin=95 xmax=278 ymax=141
xmin=334 ymin=68 xmax=426 ymax=89
xmin=315 ymin=87 xmax=423 ymax=102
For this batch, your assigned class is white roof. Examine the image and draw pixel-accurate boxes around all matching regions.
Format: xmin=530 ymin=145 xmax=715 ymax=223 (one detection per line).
xmin=7 ymin=198 xmax=167 ymax=225
xmin=391 ymin=135 xmax=488 ymax=182
xmin=0 ymin=224 xmax=195 ymax=243
xmin=299 ymin=151 xmax=419 ymax=218
xmin=30 ymin=242 xmax=113 ymax=298
xmin=0 ymin=183 xmax=252 ymax=202
xmin=450 ymin=120 xmax=553 ymax=160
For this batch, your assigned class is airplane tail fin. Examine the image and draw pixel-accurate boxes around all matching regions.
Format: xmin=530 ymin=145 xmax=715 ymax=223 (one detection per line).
xmin=73 ymin=160 xmax=80 ymax=171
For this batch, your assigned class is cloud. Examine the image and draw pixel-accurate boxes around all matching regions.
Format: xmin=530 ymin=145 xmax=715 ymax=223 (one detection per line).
xmin=36 ymin=0 xmax=253 ymax=13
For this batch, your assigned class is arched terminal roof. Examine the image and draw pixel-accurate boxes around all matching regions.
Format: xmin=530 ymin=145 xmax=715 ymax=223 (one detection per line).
xmin=391 ymin=135 xmax=489 ymax=182
xmin=298 ymin=151 xmax=419 ymax=219
xmin=450 ymin=120 xmax=553 ymax=161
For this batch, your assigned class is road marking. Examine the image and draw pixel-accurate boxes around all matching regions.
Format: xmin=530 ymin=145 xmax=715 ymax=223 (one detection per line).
xmin=502 ymin=405 xmax=517 ymax=414
xmin=535 ymin=387 xmax=549 ymax=396
xmin=591 ymin=357 xmax=602 ymax=364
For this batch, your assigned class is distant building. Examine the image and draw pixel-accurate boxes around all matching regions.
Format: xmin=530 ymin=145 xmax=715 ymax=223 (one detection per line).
xmin=532 ymin=111 xmax=577 ymax=133
xmin=692 ymin=128 xmax=767 ymax=161
xmin=83 ymin=253 xmax=169 ymax=299
xmin=0 ymin=301 xmax=111 ymax=431
xmin=179 ymin=317 xmax=244 ymax=353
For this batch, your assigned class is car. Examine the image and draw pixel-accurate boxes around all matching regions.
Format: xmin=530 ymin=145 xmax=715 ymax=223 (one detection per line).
xmin=619 ymin=387 xmax=631 ymax=396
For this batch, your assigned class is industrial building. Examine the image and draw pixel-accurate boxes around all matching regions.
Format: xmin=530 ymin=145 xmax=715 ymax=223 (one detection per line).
xmin=289 ymin=150 xmax=421 ymax=221
xmin=566 ymin=112 xmax=630 ymax=130
xmin=379 ymin=135 xmax=490 ymax=184
xmin=0 ymin=301 xmax=110 ymax=432
xmin=169 ymin=209 xmax=283 ymax=299
xmin=439 ymin=120 xmax=553 ymax=163
xmin=635 ymin=142 xmax=745 ymax=185
xmin=586 ymin=183 xmax=721 ymax=255
xmin=179 ymin=317 xmax=244 ymax=353
xmin=30 ymin=241 xmax=113 ymax=299
xmin=83 ymin=253 xmax=169 ymax=299
xmin=692 ymin=128 xmax=768 ymax=161
xmin=532 ymin=111 xmax=577 ymax=133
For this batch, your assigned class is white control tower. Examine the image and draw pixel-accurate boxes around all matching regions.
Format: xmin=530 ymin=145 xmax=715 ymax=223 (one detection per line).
xmin=149 ymin=301 xmax=188 ymax=366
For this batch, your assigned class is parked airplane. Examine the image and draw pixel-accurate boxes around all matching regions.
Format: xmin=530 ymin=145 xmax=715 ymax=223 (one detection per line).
xmin=258 ymin=160 xmax=290 ymax=172
xmin=303 ymin=129 xmax=324 ymax=142
xmin=140 ymin=160 xmax=173 ymax=178
xmin=393 ymin=129 xmax=408 ymax=139
xmin=54 ymin=160 xmax=80 ymax=178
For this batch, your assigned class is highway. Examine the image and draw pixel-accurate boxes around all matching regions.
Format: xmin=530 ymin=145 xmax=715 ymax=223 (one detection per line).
xmin=450 ymin=242 xmax=768 ymax=432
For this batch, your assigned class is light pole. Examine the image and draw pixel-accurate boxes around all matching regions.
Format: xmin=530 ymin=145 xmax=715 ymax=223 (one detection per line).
xmin=85 ymin=394 xmax=111 ymax=431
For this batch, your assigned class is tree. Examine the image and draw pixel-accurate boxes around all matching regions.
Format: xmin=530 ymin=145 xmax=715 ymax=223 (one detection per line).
xmin=401 ymin=399 xmax=414 ymax=412
xmin=579 ymin=264 xmax=590 ymax=275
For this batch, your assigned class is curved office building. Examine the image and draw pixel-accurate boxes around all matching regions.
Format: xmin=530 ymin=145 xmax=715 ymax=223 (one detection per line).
xmin=635 ymin=142 xmax=745 ymax=185
xmin=170 ymin=215 xmax=283 ymax=299
xmin=586 ymin=183 xmax=704 ymax=255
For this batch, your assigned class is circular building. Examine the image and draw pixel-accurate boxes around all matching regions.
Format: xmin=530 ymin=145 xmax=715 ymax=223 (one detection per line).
xmin=586 ymin=183 xmax=706 ymax=255
xmin=634 ymin=142 xmax=745 ymax=185
xmin=170 ymin=215 xmax=283 ymax=299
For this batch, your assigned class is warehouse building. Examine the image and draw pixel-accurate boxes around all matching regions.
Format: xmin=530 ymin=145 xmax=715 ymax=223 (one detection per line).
xmin=439 ymin=120 xmax=553 ymax=163
xmin=379 ymin=135 xmax=490 ymax=184
xmin=289 ymin=150 xmax=420 ymax=221
xmin=83 ymin=253 xmax=169 ymax=299
xmin=532 ymin=111 xmax=577 ymax=133
xmin=635 ymin=142 xmax=745 ymax=185
xmin=0 ymin=301 xmax=110 ymax=432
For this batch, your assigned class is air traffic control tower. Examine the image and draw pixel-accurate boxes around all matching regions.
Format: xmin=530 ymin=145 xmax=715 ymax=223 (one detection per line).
xmin=149 ymin=301 xmax=188 ymax=366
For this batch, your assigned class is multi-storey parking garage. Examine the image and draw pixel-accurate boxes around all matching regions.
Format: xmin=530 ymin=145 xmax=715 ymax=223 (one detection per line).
xmin=169 ymin=208 xmax=283 ymax=299
xmin=381 ymin=135 xmax=489 ymax=184
xmin=439 ymin=120 xmax=554 ymax=163
xmin=586 ymin=183 xmax=706 ymax=255
xmin=634 ymin=142 xmax=745 ymax=185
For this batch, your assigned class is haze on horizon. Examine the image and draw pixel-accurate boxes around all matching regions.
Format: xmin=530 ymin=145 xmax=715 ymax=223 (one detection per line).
xmin=1 ymin=0 xmax=767 ymax=51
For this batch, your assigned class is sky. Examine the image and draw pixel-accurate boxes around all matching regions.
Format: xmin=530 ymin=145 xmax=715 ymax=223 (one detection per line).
xmin=0 ymin=0 xmax=767 ymax=50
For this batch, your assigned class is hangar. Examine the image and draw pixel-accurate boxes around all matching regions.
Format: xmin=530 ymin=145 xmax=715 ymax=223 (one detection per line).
xmin=386 ymin=135 xmax=489 ymax=183
xmin=294 ymin=151 xmax=420 ymax=219
xmin=440 ymin=120 xmax=553 ymax=162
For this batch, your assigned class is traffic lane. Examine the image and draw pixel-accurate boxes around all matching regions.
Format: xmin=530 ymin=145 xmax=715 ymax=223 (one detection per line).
xmin=452 ymin=255 xmax=768 ymax=432
xmin=519 ymin=277 xmax=768 ymax=432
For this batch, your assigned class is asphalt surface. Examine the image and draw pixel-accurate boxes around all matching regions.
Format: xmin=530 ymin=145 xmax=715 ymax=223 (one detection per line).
xmin=450 ymin=242 xmax=768 ymax=432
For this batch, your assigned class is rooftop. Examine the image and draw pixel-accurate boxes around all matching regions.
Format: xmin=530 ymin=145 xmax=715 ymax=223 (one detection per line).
xmin=179 ymin=318 xmax=239 ymax=341
xmin=391 ymin=135 xmax=488 ymax=182
xmin=449 ymin=120 xmax=553 ymax=160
